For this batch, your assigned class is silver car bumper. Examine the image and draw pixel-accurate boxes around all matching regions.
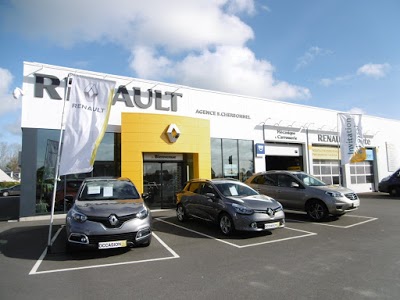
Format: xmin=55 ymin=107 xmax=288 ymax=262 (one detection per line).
xmin=66 ymin=217 xmax=152 ymax=248
xmin=232 ymin=210 xmax=285 ymax=232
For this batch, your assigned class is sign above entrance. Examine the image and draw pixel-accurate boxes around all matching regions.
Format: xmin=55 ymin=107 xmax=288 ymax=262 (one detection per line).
xmin=263 ymin=125 xmax=307 ymax=143
xmin=144 ymin=153 xmax=183 ymax=161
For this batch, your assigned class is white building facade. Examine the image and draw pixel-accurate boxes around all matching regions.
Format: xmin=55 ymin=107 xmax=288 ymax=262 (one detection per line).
xmin=18 ymin=62 xmax=400 ymax=217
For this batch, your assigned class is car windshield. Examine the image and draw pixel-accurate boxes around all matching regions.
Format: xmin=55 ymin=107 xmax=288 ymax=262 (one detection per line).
xmin=78 ymin=180 xmax=140 ymax=201
xmin=292 ymin=173 xmax=326 ymax=186
xmin=215 ymin=182 xmax=258 ymax=197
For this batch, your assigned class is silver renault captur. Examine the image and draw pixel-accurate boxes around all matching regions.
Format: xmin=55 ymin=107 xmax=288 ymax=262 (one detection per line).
xmin=246 ymin=171 xmax=360 ymax=221
xmin=65 ymin=177 xmax=152 ymax=252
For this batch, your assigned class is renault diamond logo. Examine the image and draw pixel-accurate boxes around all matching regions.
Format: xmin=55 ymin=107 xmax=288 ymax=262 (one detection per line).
xmin=167 ymin=123 xmax=181 ymax=143
xmin=84 ymin=83 xmax=98 ymax=101
xmin=266 ymin=208 xmax=275 ymax=217
xmin=109 ymin=214 xmax=119 ymax=226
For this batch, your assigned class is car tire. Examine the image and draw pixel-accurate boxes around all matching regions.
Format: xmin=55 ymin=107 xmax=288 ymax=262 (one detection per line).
xmin=219 ymin=213 xmax=235 ymax=236
xmin=389 ymin=186 xmax=399 ymax=197
xmin=306 ymin=200 xmax=328 ymax=221
xmin=176 ymin=204 xmax=187 ymax=222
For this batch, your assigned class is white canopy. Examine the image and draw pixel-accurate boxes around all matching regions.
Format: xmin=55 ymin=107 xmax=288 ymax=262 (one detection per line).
xmin=0 ymin=169 xmax=15 ymax=182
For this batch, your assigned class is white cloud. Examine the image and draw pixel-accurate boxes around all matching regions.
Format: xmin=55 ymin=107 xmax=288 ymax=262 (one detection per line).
xmin=138 ymin=46 xmax=310 ymax=100
xmin=0 ymin=68 xmax=22 ymax=144
xmin=2 ymin=0 xmax=254 ymax=50
xmin=0 ymin=68 xmax=20 ymax=116
xmin=296 ymin=46 xmax=333 ymax=70
xmin=130 ymin=46 xmax=173 ymax=80
xmin=1 ymin=0 xmax=311 ymax=101
xmin=319 ymin=74 xmax=354 ymax=87
xmin=225 ymin=0 xmax=256 ymax=15
xmin=319 ymin=62 xmax=391 ymax=87
xmin=357 ymin=63 xmax=390 ymax=78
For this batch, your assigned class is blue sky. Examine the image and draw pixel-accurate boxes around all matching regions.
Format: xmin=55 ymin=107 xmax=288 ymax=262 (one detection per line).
xmin=0 ymin=0 xmax=399 ymax=147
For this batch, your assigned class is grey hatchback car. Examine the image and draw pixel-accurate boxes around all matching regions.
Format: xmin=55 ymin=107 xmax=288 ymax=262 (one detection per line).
xmin=66 ymin=177 xmax=152 ymax=252
xmin=176 ymin=179 xmax=285 ymax=235
xmin=246 ymin=171 xmax=360 ymax=221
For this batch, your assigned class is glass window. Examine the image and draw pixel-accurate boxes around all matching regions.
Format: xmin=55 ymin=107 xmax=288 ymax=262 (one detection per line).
xmin=188 ymin=182 xmax=201 ymax=193
xmin=350 ymin=160 xmax=374 ymax=185
xmin=238 ymin=140 xmax=254 ymax=181
xmin=200 ymin=184 xmax=215 ymax=195
xmin=223 ymin=139 xmax=238 ymax=178
xmin=211 ymin=138 xmax=254 ymax=182
xmin=35 ymin=129 xmax=121 ymax=214
xmin=277 ymin=174 xmax=294 ymax=187
xmin=265 ymin=174 xmax=278 ymax=186
xmin=252 ymin=175 xmax=265 ymax=184
xmin=313 ymin=165 xmax=320 ymax=175
xmin=211 ymin=139 xmax=223 ymax=178
xmin=312 ymin=159 xmax=341 ymax=185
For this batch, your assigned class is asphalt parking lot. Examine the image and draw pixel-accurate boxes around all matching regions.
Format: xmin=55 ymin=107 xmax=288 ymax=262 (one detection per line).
xmin=1 ymin=192 xmax=399 ymax=300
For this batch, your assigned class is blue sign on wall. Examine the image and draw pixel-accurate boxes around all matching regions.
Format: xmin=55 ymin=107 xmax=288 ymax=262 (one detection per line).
xmin=255 ymin=143 xmax=265 ymax=156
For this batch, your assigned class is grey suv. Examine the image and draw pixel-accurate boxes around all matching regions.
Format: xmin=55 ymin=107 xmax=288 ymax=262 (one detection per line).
xmin=245 ymin=171 xmax=359 ymax=221
xmin=66 ymin=177 xmax=152 ymax=252
xmin=176 ymin=179 xmax=285 ymax=235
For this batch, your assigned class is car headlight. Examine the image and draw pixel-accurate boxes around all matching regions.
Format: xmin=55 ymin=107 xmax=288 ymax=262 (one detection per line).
xmin=325 ymin=191 xmax=343 ymax=198
xmin=137 ymin=207 xmax=149 ymax=219
xmin=71 ymin=209 xmax=87 ymax=223
xmin=275 ymin=202 xmax=283 ymax=211
xmin=232 ymin=203 xmax=254 ymax=215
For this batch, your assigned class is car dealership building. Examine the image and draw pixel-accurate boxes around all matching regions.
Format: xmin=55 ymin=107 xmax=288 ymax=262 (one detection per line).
xmin=18 ymin=61 xmax=400 ymax=218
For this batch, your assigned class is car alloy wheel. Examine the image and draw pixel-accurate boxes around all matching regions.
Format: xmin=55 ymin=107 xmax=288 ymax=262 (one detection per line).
xmin=176 ymin=205 xmax=187 ymax=222
xmin=306 ymin=200 xmax=328 ymax=221
xmin=219 ymin=213 xmax=234 ymax=236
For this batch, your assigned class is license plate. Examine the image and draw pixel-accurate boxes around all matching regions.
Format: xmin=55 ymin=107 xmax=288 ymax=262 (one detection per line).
xmin=264 ymin=222 xmax=280 ymax=229
xmin=353 ymin=200 xmax=360 ymax=207
xmin=98 ymin=240 xmax=127 ymax=249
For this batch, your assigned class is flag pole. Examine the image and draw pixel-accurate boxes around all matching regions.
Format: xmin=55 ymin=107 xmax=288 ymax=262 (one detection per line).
xmin=337 ymin=113 xmax=341 ymax=186
xmin=47 ymin=75 xmax=72 ymax=252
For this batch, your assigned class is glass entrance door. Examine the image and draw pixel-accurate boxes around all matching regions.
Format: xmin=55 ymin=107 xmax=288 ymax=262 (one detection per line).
xmin=143 ymin=162 xmax=183 ymax=209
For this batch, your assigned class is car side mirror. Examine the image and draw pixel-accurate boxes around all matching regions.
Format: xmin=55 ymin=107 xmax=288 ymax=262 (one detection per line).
xmin=142 ymin=192 xmax=150 ymax=200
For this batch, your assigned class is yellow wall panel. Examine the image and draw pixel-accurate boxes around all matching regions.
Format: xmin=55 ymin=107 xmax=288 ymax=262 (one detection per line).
xmin=121 ymin=113 xmax=211 ymax=193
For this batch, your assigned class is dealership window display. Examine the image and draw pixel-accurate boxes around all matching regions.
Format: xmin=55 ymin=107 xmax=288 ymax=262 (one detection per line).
xmin=34 ymin=129 xmax=121 ymax=213
xmin=211 ymin=138 xmax=253 ymax=181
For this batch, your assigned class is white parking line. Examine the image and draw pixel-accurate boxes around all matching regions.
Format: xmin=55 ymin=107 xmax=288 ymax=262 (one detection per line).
xmin=286 ymin=214 xmax=378 ymax=229
xmin=156 ymin=217 xmax=317 ymax=249
xmin=29 ymin=231 xmax=179 ymax=275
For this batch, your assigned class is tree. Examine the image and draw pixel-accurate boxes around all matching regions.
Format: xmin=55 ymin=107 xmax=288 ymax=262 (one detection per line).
xmin=0 ymin=142 xmax=21 ymax=174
